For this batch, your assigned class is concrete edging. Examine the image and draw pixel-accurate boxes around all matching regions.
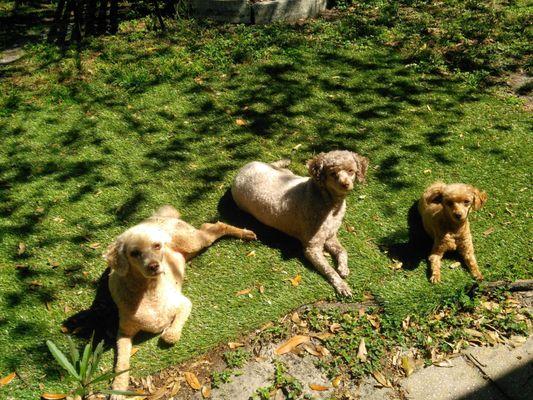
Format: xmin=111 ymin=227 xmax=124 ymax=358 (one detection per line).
xmin=190 ymin=0 xmax=327 ymax=24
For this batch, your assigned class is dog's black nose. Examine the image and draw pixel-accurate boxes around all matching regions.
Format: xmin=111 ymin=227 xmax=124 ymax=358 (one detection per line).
xmin=148 ymin=262 xmax=160 ymax=272
xmin=454 ymin=212 xmax=462 ymax=219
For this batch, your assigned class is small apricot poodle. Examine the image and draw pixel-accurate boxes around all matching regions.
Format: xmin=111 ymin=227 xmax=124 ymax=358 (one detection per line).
xmin=104 ymin=206 xmax=256 ymax=398
xmin=418 ymin=182 xmax=488 ymax=283
xmin=231 ymin=150 xmax=368 ymax=296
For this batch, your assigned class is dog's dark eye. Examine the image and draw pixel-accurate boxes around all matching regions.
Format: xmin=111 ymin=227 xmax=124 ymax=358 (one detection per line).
xmin=464 ymin=200 xmax=471 ymax=205
xmin=130 ymin=249 xmax=141 ymax=258
xmin=153 ymin=243 xmax=161 ymax=250
xmin=348 ymin=169 xmax=355 ymax=174
xmin=446 ymin=200 xmax=453 ymax=206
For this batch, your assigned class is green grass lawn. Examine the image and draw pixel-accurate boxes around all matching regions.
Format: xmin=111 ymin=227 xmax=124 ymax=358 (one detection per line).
xmin=0 ymin=1 xmax=531 ymax=397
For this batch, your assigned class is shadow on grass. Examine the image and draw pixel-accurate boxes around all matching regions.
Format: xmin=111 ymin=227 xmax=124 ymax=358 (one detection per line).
xmin=378 ymin=200 xmax=432 ymax=272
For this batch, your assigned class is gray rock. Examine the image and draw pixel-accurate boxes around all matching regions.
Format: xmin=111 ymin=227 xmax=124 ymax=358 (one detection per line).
xmin=252 ymin=0 xmax=327 ymax=24
xmin=466 ymin=338 xmax=533 ymax=400
xmin=401 ymin=356 xmax=502 ymax=400
xmin=190 ymin=0 xmax=252 ymax=23
xmin=0 ymin=47 xmax=24 ymax=65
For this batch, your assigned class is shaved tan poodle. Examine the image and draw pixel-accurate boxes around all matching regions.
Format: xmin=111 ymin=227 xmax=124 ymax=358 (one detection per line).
xmin=419 ymin=182 xmax=487 ymax=283
xmin=231 ymin=150 xmax=368 ymax=297
xmin=104 ymin=206 xmax=256 ymax=398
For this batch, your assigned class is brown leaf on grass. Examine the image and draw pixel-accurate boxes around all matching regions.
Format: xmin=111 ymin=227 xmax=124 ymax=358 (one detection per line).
xmin=332 ymin=376 xmax=342 ymax=388
xmin=484 ymin=331 xmax=499 ymax=345
xmin=228 ymin=342 xmax=244 ymax=349
xmin=149 ymin=386 xmax=168 ymax=400
xmin=41 ymin=394 xmax=67 ymax=400
xmin=36 ymin=206 xmax=45 ymax=213
xmin=402 ymin=316 xmax=410 ymax=331
xmin=201 ymin=386 xmax=212 ymax=398
xmin=184 ymin=372 xmax=201 ymax=390
xmin=464 ymin=328 xmax=484 ymax=338
xmin=45 ymin=302 xmax=52 ymax=311
xmin=292 ymin=143 xmax=302 ymax=151
xmin=309 ymin=383 xmax=329 ymax=391
xmin=246 ymin=250 xmax=256 ymax=257
xmin=366 ymin=314 xmax=381 ymax=330
xmin=131 ymin=347 xmax=139 ymax=356
xmin=289 ymin=274 xmax=302 ymax=287
xmin=401 ymin=356 xmax=415 ymax=377
xmin=17 ymin=242 xmax=26 ymax=255
xmin=362 ymin=292 xmax=374 ymax=301
xmin=275 ymin=335 xmax=310 ymax=355
xmin=315 ymin=344 xmax=331 ymax=357
xmin=482 ymin=227 xmax=495 ymax=237
xmin=311 ymin=332 xmax=333 ymax=341
xmin=449 ymin=261 xmax=461 ymax=269
xmin=329 ymin=323 xmax=342 ymax=333
xmin=235 ymin=118 xmax=247 ymax=126
xmin=372 ymin=371 xmax=392 ymax=388
xmin=88 ymin=242 xmax=101 ymax=250
xmin=389 ymin=259 xmax=403 ymax=270
xmin=357 ymin=338 xmax=368 ymax=362
xmin=52 ymin=216 xmax=65 ymax=223
xmin=236 ymin=288 xmax=252 ymax=296
xmin=0 ymin=372 xmax=16 ymax=386
xmin=60 ymin=325 xmax=69 ymax=333
xmin=258 ymin=285 xmax=265 ymax=294
xmin=291 ymin=312 xmax=301 ymax=325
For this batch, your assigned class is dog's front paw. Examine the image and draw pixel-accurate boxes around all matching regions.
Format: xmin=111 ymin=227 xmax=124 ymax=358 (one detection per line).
xmin=161 ymin=328 xmax=182 ymax=344
xmin=337 ymin=265 xmax=350 ymax=278
xmin=334 ymin=280 xmax=352 ymax=297
xmin=241 ymin=229 xmax=257 ymax=241
xmin=472 ymin=272 xmax=484 ymax=281
xmin=430 ymin=273 xmax=441 ymax=284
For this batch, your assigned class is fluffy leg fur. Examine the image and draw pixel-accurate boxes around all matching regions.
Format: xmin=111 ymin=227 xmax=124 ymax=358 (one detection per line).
xmin=160 ymin=295 xmax=192 ymax=344
xmin=429 ymin=243 xmax=445 ymax=283
xmin=304 ymin=246 xmax=352 ymax=296
xmin=459 ymin=240 xmax=483 ymax=281
xmin=110 ymin=332 xmax=135 ymax=400
xmin=325 ymin=236 xmax=349 ymax=278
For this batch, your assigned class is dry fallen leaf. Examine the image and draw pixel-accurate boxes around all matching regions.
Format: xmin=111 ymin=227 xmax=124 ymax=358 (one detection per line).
xmin=315 ymin=344 xmax=331 ymax=357
xmin=236 ymin=288 xmax=252 ymax=296
xmin=60 ymin=325 xmax=69 ymax=333
xmin=235 ymin=118 xmax=247 ymax=126
xmin=402 ymin=316 xmax=411 ymax=331
xmin=170 ymin=381 xmax=181 ymax=396
xmin=88 ymin=242 xmax=100 ymax=250
xmin=0 ymin=372 xmax=16 ymax=386
xmin=41 ymin=394 xmax=67 ymax=400
xmin=291 ymin=312 xmax=301 ymax=325
xmin=357 ymin=338 xmax=367 ymax=362
xmin=275 ymin=335 xmax=310 ymax=355
xmin=228 ymin=342 xmax=244 ymax=349
xmin=149 ymin=386 xmax=168 ymax=400
xmin=423 ymin=169 xmax=432 ymax=174
xmin=464 ymin=328 xmax=484 ymax=338
xmin=449 ymin=261 xmax=461 ymax=269
xmin=390 ymin=260 xmax=403 ymax=270
xmin=17 ymin=242 xmax=26 ymax=255
xmin=433 ymin=359 xmax=453 ymax=368
xmin=366 ymin=314 xmax=381 ymax=330
xmin=372 ymin=371 xmax=392 ymax=388
xmin=309 ymin=383 xmax=329 ymax=391
xmin=482 ymin=227 xmax=495 ymax=237
xmin=303 ymin=343 xmax=321 ymax=357
xmin=258 ymin=285 xmax=265 ymax=294
xmin=292 ymin=143 xmax=302 ymax=151
xmin=131 ymin=347 xmax=139 ymax=356
xmin=201 ymin=386 xmax=211 ymax=398
xmin=401 ymin=356 xmax=414 ymax=377
xmin=289 ymin=274 xmax=302 ymax=287
xmin=184 ymin=371 xmax=201 ymax=390
xmin=246 ymin=250 xmax=256 ymax=257
xmin=332 ymin=376 xmax=342 ymax=388
xmin=329 ymin=323 xmax=342 ymax=333
xmin=311 ymin=332 xmax=333 ymax=341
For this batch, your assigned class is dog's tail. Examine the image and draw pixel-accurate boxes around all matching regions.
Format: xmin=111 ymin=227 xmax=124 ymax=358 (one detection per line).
xmin=270 ymin=159 xmax=291 ymax=169
xmin=152 ymin=205 xmax=181 ymax=219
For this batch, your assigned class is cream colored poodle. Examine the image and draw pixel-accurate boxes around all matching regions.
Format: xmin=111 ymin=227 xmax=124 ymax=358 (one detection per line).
xmin=231 ymin=150 xmax=368 ymax=297
xmin=104 ymin=206 xmax=256 ymax=398
xmin=418 ymin=182 xmax=488 ymax=283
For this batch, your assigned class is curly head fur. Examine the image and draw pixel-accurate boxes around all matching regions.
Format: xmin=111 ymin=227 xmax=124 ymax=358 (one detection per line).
xmin=307 ymin=150 xmax=369 ymax=190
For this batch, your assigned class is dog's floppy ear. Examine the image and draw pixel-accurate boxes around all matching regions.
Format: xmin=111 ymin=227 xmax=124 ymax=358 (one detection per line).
xmin=307 ymin=153 xmax=326 ymax=186
xmin=104 ymin=235 xmax=129 ymax=276
xmin=424 ymin=182 xmax=446 ymax=204
xmin=470 ymin=186 xmax=488 ymax=211
xmin=352 ymin=153 xmax=369 ymax=183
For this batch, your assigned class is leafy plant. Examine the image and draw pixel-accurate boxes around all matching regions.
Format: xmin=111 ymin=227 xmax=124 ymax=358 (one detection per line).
xmin=46 ymin=336 xmax=139 ymax=399
xmin=223 ymin=348 xmax=250 ymax=369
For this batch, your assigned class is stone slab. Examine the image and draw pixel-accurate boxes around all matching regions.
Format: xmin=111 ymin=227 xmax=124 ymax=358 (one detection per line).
xmin=0 ymin=48 xmax=24 ymax=65
xmin=191 ymin=0 xmax=252 ymax=24
xmin=252 ymin=0 xmax=327 ymax=24
xmin=466 ymin=338 xmax=533 ymax=400
xmin=401 ymin=356 xmax=502 ymax=400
